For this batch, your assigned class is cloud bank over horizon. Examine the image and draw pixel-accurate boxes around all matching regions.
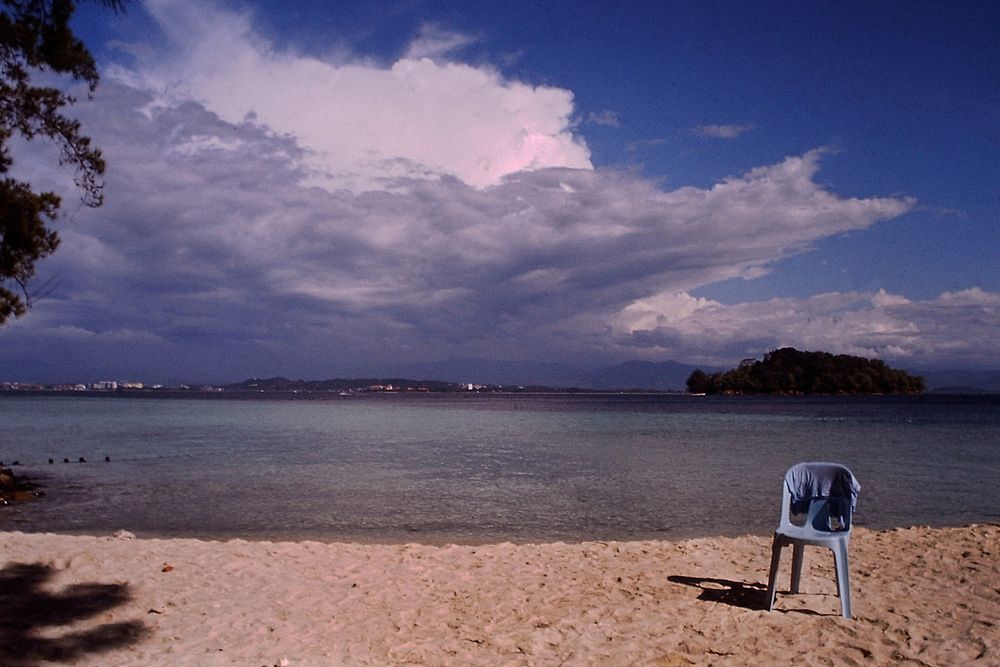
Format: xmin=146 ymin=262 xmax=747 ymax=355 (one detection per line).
xmin=2 ymin=0 xmax=998 ymax=382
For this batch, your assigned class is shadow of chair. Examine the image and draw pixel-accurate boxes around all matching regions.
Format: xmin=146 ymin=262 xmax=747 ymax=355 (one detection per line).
xmin=667 ymin=575 xmax=768 ymax=610
xmin=0 ymin=562 xmax=147 ymax=666
xmin=765 ymin=462 xmax=860 ymax=619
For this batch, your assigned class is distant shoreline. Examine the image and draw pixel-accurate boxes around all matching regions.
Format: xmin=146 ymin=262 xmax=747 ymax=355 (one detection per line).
xmin=2 ymin=388 xmax=995 ymax=400
xmin=0 ymin=388 xmax=694 ymax=399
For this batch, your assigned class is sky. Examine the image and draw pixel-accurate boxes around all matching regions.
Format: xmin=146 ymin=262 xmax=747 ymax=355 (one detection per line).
xmin=2 ymin=0 xmax=999 ymax=383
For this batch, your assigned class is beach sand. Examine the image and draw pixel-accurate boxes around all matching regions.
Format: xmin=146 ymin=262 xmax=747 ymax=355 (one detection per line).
xmin=1 ymin=524 xmax=997 ymax=665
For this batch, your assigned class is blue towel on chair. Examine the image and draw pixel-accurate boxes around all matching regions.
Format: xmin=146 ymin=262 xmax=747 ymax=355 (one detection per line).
xmin=785 ymin=462 xmax=860 ymax=530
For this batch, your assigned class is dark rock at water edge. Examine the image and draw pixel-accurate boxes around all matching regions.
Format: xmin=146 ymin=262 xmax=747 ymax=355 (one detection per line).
xmin=0 ymin=467 xmax=44 ymax=503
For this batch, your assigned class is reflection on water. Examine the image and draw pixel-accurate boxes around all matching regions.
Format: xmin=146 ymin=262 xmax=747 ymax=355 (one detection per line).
xmin=1 ymin=393 xmax=998 ymax=543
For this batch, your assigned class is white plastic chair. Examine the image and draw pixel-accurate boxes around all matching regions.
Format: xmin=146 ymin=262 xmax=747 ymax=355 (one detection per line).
xmin=765 ymin=462 xmax=860 ymax=619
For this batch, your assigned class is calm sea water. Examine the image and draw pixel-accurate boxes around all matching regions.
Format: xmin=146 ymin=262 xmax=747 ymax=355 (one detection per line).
xmin=1 ymin=393 xmax=998 ymax=543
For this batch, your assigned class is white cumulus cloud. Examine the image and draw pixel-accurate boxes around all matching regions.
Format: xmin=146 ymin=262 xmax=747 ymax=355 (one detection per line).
xmin=111 ymin=0 xmax=591 ymax=192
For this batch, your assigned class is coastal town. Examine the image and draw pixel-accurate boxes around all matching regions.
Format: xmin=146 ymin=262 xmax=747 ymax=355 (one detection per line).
xmin=1 ymin=380 xmax=223 ymax=392
xmin=0 ymin=378 xmax=506 ymax=395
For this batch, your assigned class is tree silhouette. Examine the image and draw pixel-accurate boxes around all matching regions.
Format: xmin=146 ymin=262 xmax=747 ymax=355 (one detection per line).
xmin=686 ymin=348 xmax=925 ymax=395
xmin=0 ymin=0 xmax=127 ymax=324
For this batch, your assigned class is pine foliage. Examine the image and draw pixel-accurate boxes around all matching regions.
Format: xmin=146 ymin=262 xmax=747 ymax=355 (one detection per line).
xmin=0 ymin=0 xmax=121 ymax=323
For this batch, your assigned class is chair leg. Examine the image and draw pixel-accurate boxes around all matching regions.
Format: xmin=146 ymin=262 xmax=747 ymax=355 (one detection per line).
xmin=833 ymin=541 xmax=852 ymax=619
xmin=790 ymin=544 xmax=805 ymax=594
xmin=832 ymin=550 xmax=840 ymax=597
xmin=766 ymin=534 xmax=783 ymax=611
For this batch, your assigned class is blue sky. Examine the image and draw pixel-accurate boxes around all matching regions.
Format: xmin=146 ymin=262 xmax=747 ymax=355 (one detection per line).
xmin=2 ymin=0 xmax=999 ymax=383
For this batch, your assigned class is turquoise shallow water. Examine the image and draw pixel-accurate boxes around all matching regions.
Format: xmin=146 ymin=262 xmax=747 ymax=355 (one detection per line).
xmin=1 ymin=393 xmax=998 ymax=543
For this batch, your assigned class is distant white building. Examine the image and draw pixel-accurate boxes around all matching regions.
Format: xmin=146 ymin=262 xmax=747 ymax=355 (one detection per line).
xmin=91 ymin=380 xmax=118 ymax=390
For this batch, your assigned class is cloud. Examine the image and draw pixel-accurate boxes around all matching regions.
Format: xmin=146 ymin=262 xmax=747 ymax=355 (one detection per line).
xmin=625 ymin=138 xmax=666 ymax=152
xmin=109 ymin=0 xmax=591 ymax=191
xmin=3 ymin=0 xmax=959 ymax=382
xmin=587 ymin=111 xmax=621 ymax=127
xmin=1 ymin=70 xmax=918 ymax=380
xmin=616 ymin=288 xmax=1000 ymax=368
xmin=692 ymin=123 xmax=756 ymax=139
xmin=404 ymin=23 xmax=476 ymax=60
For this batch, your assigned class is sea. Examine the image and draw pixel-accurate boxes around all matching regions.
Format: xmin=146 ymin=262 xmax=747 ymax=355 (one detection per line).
xmin=1 ymin=393 xmax=998 ymax=544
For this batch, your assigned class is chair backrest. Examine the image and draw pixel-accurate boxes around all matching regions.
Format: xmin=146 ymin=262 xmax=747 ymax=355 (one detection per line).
xmin=779 ymin=462 xmax=860 ymax=532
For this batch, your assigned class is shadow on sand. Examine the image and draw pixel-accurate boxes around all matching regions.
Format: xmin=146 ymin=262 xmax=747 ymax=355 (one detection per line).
xmin=0 ymin=562 xmax=147 ymax=666
xmin=668 ymin=574 xmax=769 ymax=610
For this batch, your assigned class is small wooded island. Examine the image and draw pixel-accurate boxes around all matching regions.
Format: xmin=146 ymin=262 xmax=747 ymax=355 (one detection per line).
xmin=686 ymin=347 xmax=925 ymax=395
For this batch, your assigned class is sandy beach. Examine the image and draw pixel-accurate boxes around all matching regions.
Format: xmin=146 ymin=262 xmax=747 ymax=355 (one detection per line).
xmin=1 ymin=524 xmax=997 ymax=665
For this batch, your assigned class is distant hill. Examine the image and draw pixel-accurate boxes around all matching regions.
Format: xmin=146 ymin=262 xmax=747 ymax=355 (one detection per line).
xmin=13 ymin=359 xmax=996 ymax=395
xmin=223 ymin=360 xmax=718 ymax=393
xmin=581 ymin=360 xmax=716 ymax=391
xmin=396 ymin=358 xmax=716 ymax=390
xmin=917 ymin=369 xmax=1000 ymax=393
xmin=220 ymin=358 xmax=1000 ymax=395
xmin=223 ymin=377 xmax=464 ymax=393
xmin=395 ymin=358 xmax=584 ymax=388
xmin=687 ymin=348 xmax=925 ymax=395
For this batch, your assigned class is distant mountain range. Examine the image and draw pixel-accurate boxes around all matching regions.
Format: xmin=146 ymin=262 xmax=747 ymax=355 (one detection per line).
xmin=12 ymin=358 xmax=995 ymax=394
xmin=221 ymin=360 xmax=1000 ymax=394
xmin=220 ymin=360 xmax=717 ymax=393
xmin=915 ymin=369 xmax=1000 ymax=394
xmin=392 ymin=358 xmax=719 ymax=391
xmin=393 ymin=358 xmax=1000 ymax=393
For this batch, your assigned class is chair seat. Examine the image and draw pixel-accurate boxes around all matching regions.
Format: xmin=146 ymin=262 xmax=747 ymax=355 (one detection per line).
xmin=775 ymin=524 xmax=850 ymax=547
